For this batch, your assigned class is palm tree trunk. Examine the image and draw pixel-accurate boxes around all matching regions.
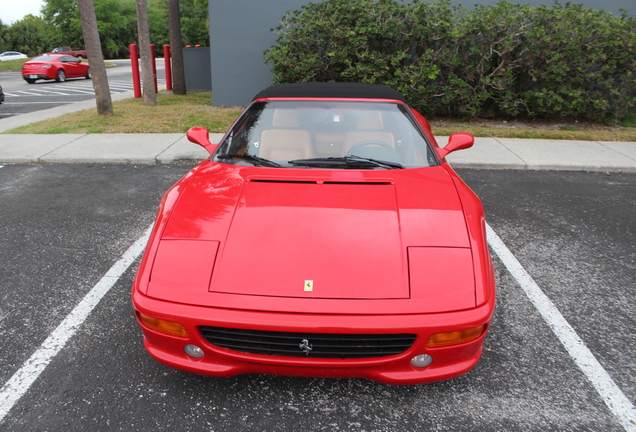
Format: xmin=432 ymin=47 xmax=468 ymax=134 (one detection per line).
xmin=168 ymin=0 xmax=186 ymax=95
xmin=136 ymin=0 xmax=157 ymax=105
xmin=77 ymin=0 xmax=113 ymax=115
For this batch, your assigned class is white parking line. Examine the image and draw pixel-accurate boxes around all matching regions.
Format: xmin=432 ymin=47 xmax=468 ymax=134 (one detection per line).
xmin=30 ymin=90 xmax=71 ymax=95
xmin=54 ymin=84 xmax=94 ymax=89
xmin=46 ymin=87 xmax=95 ymax=94
xmin=486 ymin=223 xmax=636 ymax=432
xmin=0 ymin=224 xmax=153 ymax=421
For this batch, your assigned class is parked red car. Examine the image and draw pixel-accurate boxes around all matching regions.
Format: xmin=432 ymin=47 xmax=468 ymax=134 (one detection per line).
xmin=21 ymin=54 xmax=90 ymax=84
xmin=132 ymin=82 xmax=496 ymax=385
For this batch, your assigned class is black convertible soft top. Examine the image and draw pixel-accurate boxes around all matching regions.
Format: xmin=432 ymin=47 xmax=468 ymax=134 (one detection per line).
xmin=253 ymin=82 xmax=407 ymax=103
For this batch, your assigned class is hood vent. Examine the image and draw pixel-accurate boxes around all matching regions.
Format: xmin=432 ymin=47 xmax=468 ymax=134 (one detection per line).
xmin=324 ymin=181 xmax=391 ymax=185
xmin=249 ymin=179 xmax=317 ymax=184
xmin=249 ymin=179 xmax=391 ymax=185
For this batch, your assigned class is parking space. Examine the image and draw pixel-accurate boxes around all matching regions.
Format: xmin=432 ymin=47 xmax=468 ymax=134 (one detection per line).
xmin=457 ymin=170 xmax=635 ymax=395
xmin=0 ymin=164 xmax=191 ymax=385
xmin=0 ymin=165 xmax=634 ymax=431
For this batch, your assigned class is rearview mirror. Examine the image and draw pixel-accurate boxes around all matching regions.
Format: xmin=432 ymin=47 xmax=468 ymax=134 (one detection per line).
xmin=186 ymin=127 xmax=219 ymax=155
xmin=437 ymin=133 xmax=474 ymax=159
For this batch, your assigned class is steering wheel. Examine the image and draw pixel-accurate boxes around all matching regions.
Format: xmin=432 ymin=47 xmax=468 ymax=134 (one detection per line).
xmin=347 ymin=140 xmax=393 ymax=155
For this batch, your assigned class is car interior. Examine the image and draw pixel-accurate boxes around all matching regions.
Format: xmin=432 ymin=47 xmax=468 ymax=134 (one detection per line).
xmin=221 ymin=101 xmax=433 ymax=167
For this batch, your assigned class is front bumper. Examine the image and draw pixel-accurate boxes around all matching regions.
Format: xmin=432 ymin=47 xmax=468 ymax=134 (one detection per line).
xmin=132 ymin=291 xmax=495 ymax=385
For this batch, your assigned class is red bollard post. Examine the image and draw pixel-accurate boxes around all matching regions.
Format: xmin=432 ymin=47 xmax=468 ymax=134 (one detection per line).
xmin=163 ymin=45 xmax=172 ymax=91
xmin=151 ymin=44 xmax=158 ymax=93
xmin=130 ymin=44 xmax=141 ymax=98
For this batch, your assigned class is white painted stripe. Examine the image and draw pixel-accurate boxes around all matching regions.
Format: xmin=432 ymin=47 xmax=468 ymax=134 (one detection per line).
xmin=109 ymin=82 xmax=136 ymax=87
xmin=55 ymin=82 xmax=93 ymax=87
xmin=486 ymin=223 xmax=636 ymax=432
xmin=50 ymin=88 xmax=95 ymax=94
xmin=0 ymin=225 xmax=153 ymax=421
xmin=54 ymin=84 xmax=94 ymax=90
xmin=32 ymin=90 xmax=71 ymax=96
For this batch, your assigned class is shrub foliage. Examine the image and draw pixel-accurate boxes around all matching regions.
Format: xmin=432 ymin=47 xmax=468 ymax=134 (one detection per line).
xmin=265 ymin=0 xmax=636 ymax=121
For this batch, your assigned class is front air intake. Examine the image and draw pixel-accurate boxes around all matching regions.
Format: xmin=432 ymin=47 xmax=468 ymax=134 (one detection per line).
xmin=199 ymin=326 xmax=416 ymax=359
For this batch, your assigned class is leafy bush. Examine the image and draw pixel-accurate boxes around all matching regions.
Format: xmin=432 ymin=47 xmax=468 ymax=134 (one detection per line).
xmin=265 ymin=0 xmax=636 ymax=122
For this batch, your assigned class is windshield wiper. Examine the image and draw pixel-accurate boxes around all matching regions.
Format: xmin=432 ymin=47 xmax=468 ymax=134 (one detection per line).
xmin=288 ymin=155 xmax=403 ymax=169
xmin=217 ymin=153 xmax=281 ymax=168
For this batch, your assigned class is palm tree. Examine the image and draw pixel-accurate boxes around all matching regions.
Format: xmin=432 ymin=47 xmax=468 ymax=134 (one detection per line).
xmin=168 ymin=0 xmax=186 ymax=95
xmin=136 ymin=0 xmax=156 ymax=105
xmin=78 ymin=0 xmax=113 ymax=115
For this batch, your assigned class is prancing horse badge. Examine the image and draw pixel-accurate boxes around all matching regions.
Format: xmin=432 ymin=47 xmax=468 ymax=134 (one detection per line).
xmin=304 ymin=280 xmax=313 ymax=292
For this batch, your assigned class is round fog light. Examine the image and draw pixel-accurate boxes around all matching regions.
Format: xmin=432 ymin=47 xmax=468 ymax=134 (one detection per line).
xmin=184 ymin=344 xmax=204 ymax=358
xmin=410 ymin=354 xmax=433 ymax=368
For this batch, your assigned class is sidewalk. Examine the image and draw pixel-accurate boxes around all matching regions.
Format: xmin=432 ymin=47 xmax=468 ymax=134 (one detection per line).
xmin=1 ymin=92 xmax=635 ymax=172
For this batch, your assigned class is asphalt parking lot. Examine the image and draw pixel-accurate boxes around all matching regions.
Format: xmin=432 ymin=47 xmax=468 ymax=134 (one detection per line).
xmin=0 ymin=164 xmax=634 ymax=431
xmin=0 ymin=60 xmax=166 ymax=119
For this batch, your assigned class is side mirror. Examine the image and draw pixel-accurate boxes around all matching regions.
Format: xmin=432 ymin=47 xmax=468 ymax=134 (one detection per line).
xmin=186 ymin=127 xmax=219 ymax=155
xmin=437 ymin=133 xmax=474 ymax=160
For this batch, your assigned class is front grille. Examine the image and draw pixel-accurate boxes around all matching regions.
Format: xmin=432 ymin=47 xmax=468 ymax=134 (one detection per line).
xmin=199 ymin=326 xmax=416 ymax=359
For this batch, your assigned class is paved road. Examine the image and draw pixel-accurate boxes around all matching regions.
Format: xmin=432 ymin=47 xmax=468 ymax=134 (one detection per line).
xmin=0 ymin=165 xmax=634 ymax=431
xmin=0 ymin=60 xmax=166 ymax=119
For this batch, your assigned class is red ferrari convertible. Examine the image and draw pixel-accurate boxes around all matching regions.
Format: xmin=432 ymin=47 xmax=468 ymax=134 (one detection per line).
xmin=132 ymin=82 xmax=496 ymax=385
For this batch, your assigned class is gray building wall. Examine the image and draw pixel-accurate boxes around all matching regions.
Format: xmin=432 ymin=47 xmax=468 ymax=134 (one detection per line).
xmin=208 ymin=0 xmax=635 ymax=107
xmin=209 ymin=0 xmax=309 ymax=107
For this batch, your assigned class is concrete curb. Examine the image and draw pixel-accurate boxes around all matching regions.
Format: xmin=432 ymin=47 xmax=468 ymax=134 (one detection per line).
xmin=445 ymin=137 xmax=636 ymax=173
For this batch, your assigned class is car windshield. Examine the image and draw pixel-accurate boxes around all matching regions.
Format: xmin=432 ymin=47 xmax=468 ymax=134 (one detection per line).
xmin=30 ymin=56 xmax=58 ymax=62
xmin=215 ymin=101 xmax=437 ymax=169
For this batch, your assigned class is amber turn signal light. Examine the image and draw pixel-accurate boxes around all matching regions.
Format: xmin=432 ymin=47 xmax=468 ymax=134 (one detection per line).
xmin=138 ymin=312 xmax=189 ymax=338
xmin=426 ymin=325 xmax=486 ymax=348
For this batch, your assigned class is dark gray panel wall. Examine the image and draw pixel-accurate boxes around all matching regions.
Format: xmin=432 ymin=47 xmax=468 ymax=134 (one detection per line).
xmin=183 ymin=47 xmax=212 ymax=92
xmin=208 ymin=0 xmax=635 ymax=107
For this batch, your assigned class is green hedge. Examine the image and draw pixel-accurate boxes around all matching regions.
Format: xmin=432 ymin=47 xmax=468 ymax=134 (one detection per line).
xmin=264 ymin=0 xmax=636 ymax=122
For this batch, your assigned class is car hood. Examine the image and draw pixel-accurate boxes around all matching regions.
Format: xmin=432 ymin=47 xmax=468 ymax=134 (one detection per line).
xmin=147 ymin=163 xmax=474 ymax=312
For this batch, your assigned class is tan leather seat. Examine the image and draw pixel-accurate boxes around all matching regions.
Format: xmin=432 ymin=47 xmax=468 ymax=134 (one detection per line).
xmin=314 ymin=132 xmax=345 ymax=157
xmin=259 ymin=109 xmax=313 ymax=161
xmin=342 ymin=111 xmax=394 ymax=156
